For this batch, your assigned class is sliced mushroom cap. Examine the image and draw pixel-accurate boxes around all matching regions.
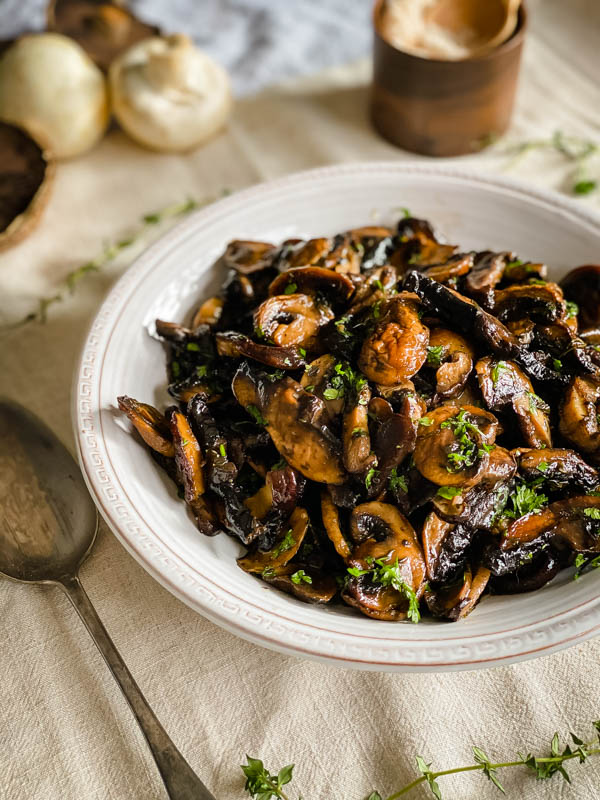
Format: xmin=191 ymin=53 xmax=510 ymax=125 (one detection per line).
xmin=300 ymin=355 xmax=345 ymax=417
xmin=428 ymin=328 xmax=474 ymax=401
xmin=253 ymin=293 xmax=334 ymax=349
xmin=232 ymin=363 xmax=346 ymax=484
xmin=560 ymin=265 xmax=600 ymax=330
xmin=268 ymin=266 xmax=354 ymax=303
xmin=425 ymin=564 xmax=490 ymax=620
xmin=423 ymin=252 xmax=474 ymax=283
xmin=413 ymin=405 xmax=497 ymax=487
xmin=490 ymin=548 xmax=563 ymax=594
xmin=358 ymin=293 xmax=429 ymax=385
xmin=215 ymin=331 xmax=306 ymax=370
xmin=342 ymin=502 xmax=426 ymax=620
xmin=0 ymin=121 xmax=54 ymax=251
xmin=501 ymin=259 xmax=548 ymax=285
xmin=192 ymin=296 xmax=223 ymax=327
xmin=220 ymin=239 xmax=275 ymax=274
xmin=464 ymin=250 xmax=514 ymax=307
xmin=167 ymin=408 xmax=205 ymax=503
xmin=421 ymin=511 xmax=455 ymax=582
xmin=516 ymin=448 xmax=599 ymax=491
xmin=261 ymin=565 xmax=338 ymax=604
xmin=492 ymin=282 xmax=566 ymax=324
xmin=501 ymin=495 xmax=600 ymax=552
xmin=118 ymin=395 xmax=175 ymax=457
xmin=559 ymin=376 xmax=600 ymax=457
xmin=342 ymin=382 xmax=376 ymax=474
xmin=237 ymin=507 xmax=309 ymax=573
xmin=321 ymin=489 xmax=352 ymax=559
xmin=368 ymin=391 xmax=422 ymax=496
xmin=395 ymin=217 xmax=457 ymax=267
xmin=512 ymin=392 xmax=552 ymax=449
xmin=47 ymin=0 xmax=160 ymax=71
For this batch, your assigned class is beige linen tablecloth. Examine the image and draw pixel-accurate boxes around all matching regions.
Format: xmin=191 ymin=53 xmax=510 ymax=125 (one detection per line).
xmin=2 ymin=3 xmax=600 ymax=799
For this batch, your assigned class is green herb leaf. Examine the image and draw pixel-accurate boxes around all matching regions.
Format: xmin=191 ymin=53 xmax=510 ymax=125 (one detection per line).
xmin=565 ymin=300 xmax=580 ymax=319
xmin=437 ymin=486 xmax=463 ymax=500
xmin=284 ymin=283 xmax=297 ymax=295
xmin=419 ymin=417 xmax=433 ymax=426
xmin=247 ymin=405 xmax=268 ymax=426
xmin=290 ymin=570 xmax=312 ymax=585
xmin=219 ymin=443 xmax=227 ymax=458
xmin=365 ymin=467 xmax=378 ymax=490
xmin=491 ymin=361 xmax=509 ymax=385
xmin=574 ymin=180 xmax=597 ymax=195
xmin=426 ymin=345 xmax=445 ymax=368
xmin=389 ymin=468 xmax=408 ymax=494
xmin=271 ymin=529 xmax=295 ymax=559
xmin=583 ymin=507 xmax=600 ymax=520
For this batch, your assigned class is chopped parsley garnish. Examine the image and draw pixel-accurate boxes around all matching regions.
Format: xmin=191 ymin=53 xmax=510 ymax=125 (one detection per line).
xmin=271 ymin=529 xmax=295 ymax=559
xmin=565 ymin=300 xmax=579 ymax=319
xmin=352 ymin=427 xmax=368 ymax=438
xmin=298 ymin=347 xmax=306 ymax=358
xmin=437 ymin=486 xmax=463 ymax=500
xmin=373 ymin=279 xmax=384 ymax=291
xmin=372 ymin=300 xmax=382 ymax=319
xmin=186 ymin=342 xmax=201 ymax=351
xmin=574 ymin=180 xmax=597 ymax=195
xmin=365 ymin=467 xmax=378 ymax=490
xmin=196 ymin=364 xmax=208 ymax=378
xmin=323 ymin=388 xmax=342 ymax=400
xmin=291 ymin=570 xmax=312 ymax=585
xmin=334 ymin=315 xmax=353 ymax=338
xmin=284 ymin=282 xmax=297 ymax=294
xmin=574 ymin=552 xmax=600 ymax=580
xmin=504 ymin=259 xmax=524 ymax=274
xmin=491 ymin=361 xmax=509 ymax=385
xmin=583 ymin=507 xmax=600 ymax=520
xmin=440 ymin=410 xmax=491 ymax=473
xmin=501 ymin=479 xmax=548 ymax=519
xmin=389 ymin=468 xmax=408 ymax=494
xmin=171 ymin=360 xmax=181 ymax=378
xmin=527 ymin=392 xmax=550 ymax=414
xmin=553 ymin=358 xmax=563 ymax=372
xmin=347 ymin=557 xmax=420 ymax=623
xmin=426 ymin=345 xmax=445 ymax=368
xmin=219 ymin=443 xmax=227 ymax=458
xmin=537 ymin=461 xmax=549 ymax=473
xmin=247 ymin=404 xmax=268 ymax=426
xmin=419 ymin=416 xmax=433 ymax=426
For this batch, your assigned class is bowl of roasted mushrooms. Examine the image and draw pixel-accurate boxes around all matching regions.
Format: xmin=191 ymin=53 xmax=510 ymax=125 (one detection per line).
xmin=75 ymin=163 xmax=600 ymax=671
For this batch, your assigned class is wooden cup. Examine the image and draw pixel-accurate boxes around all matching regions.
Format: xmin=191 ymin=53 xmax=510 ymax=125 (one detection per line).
xmin=370 ymin=0 xmax=527 ymax=156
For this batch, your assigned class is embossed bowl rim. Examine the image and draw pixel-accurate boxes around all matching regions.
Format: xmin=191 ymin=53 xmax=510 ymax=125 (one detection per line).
xmin=73 ymin=162 xmax=600 ymax=671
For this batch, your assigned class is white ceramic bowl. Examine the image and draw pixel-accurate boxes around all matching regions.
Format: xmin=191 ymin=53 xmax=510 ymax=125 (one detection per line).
xmin=74 ymin=162 xmax=600 ymax=672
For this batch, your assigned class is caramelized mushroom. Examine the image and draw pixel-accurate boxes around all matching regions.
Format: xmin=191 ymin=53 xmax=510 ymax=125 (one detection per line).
xmin=220 ymin=239 xmax=276 ymax=274
xmin=413 ymin=405 xmax=497 ymax=487
xmin=368 ymin=391 xmax=423 ymax=496
xmin=321 ymin=489 xmax=352 ymax=559
xmin=167 ymin=408 xmax=205 ymax=503
xmin=253 ymin=293 xmax=334 ymax=349
xmin=192 ymin=296 xmax=224 ymax=327
xmin=559 ymin=376 xmax=600 ymax=457
xmin=300 ymin=355 xmax=345 ymax=417
xmin=342 ymin=502 xmax=426 ymax=620
xmin=425 ymin=564 xmax=490 ymax=620
xmin=232 ymin=363 xmax=346 ymax=484
xmin=427 ymin=328 xmax=474 ymax=401
xmin=492 ymin=282 xmax=566 ymax=324
xmin=560 ymin=265 xmax=600 ymax=330
xmin=423 ymin=252 xmax=474 ymax=283
xmin=268 ymin=266 xmax=354 ymax=302
xmin=261 ymin=565 xmax=338 ymax=604
xmin=502 ymin=495 xmax=600 ymax=551
xmin=215 ymin=331 xmax=306 ymax=370
xmin=516 ymin=448 xmax=598 ymax=491
xmin=395 ymin=217 xmax=457 ymax=267
xmin=421 ymin=511 xmax=454 ymax=582
xmin=117 ymin=396 xmax=174 ymax=457
xmin=463 ymin=250 xmax=514 ymax=308
xmin=342 ymin=382 xmax=376 ymax=474
xmin=358 ymin=293 xmax=429 ymax=385
xmin=237 ymin=507 xmax=309 ymax=573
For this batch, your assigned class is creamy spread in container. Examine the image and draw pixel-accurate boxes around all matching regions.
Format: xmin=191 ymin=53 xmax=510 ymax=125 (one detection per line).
xmin=382 ymin=0 xmax=479 ymax=60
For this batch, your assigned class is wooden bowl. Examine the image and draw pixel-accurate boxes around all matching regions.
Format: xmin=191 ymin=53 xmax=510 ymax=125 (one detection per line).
xmin=370 ymin=0 xmax=527 ymax=156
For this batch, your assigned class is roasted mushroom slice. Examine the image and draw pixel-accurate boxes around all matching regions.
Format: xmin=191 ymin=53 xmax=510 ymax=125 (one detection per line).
xmin=516 ymin=448 xmax=598 ymax=491
xmin=253 ymin=293 xmax=334 ymax=349
xmin=395 ymin=217 xmax=457 ymax=267
xmin=492 ymin=282 xmax=566 ymax=324
xmin=560 ymin=265 xmax=600 ymax=330
xmin=321 ymin=489 xmax=352 ymax=559
xmin=404 ymin=271 xmax=567 ymax=385
xmin=463 ymin=250 xmax=514 ymax=308
xmin=192 ymin=296 xmax=224 ymax=327
xmin=342 ymin=502 xmax=426 ymax=621
xmin=215 ymin=331 xmax=306 ymax=370
xmin=358 ymin=293 xmax=429 ymax=385
xmin=0 ymin=121 xmax=54 ymax=251
xmin=245 ymin=465 xmax=307 ymax=551
xmin=268 ymin=267 xmax=354 ymax=304
xmin=342 ymin=381 xmax=376 ymax=474
xmin=423 ymin=252 xmax=474 ymax=284
xmin=413 ymin=405 xmax=497 ymax=488
xmin=167 ymin=408 xmax=205 ymax=503
xmin=476 ymin=357 xmax=552 ymax=448
xmin=220 ymin=239 xmax=276 ymax=274
xmin=117 ymin=396 xmax=175 ymax=457
xmin=261 ymin=565 xmax=338 ymax=604
xmin=425 ymin=565 xmax=490 ymax=621
xmin=559 ymin=376 xmax=600 ymax=458
xmin=490 ymin=548 xmax=563 ymax=594
xmin=501 ymin=495 xmax=600 ymax=552
xmin=427 ymin=328 xmax=474 ymax=401
xmin=368 ymin=391 xmax=423 ymax=496
xmin=232 ymin=363 xmax=346 ymax=484
xmin=301 ymin=355 xmax=345 ymax=417
xmin=237 ymin=507 xmax=309 ymax=573
xmin=421 ymin=511 xmax=454 ymax=583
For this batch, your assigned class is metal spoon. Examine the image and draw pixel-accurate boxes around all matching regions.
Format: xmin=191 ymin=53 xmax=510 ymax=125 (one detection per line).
xmin=0 ymin=399 xmax=216 ymax=800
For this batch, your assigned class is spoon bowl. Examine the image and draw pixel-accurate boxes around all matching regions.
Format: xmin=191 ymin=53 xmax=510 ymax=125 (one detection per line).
xmin=0 ymin=400 xmax=97 ymax=583
xmin=0 ymin=398 xmax=215 ymax=800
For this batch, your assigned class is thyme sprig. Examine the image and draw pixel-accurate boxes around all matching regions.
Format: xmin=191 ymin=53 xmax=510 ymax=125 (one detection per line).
xmin=243 ymin=723 xmax=600 ymax=799
xmin=3 ymin=194 xmax=225 ymax=329
xmin=504 ymin=130 xmax=598 ymax=196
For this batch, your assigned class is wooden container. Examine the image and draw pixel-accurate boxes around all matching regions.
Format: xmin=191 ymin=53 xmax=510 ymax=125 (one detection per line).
xmin=370 ymin=0 xmax=527 ymax=156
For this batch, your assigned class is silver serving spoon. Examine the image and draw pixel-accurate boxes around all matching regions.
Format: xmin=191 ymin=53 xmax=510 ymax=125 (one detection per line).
xmin=0 ymin=399 xmax=216 ymax=800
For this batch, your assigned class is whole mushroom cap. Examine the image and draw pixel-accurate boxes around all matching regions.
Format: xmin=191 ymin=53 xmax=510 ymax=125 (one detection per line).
xmin=0 ymin=33 xmax=109 ymax=159
xmin=0 ymin=121 xmax=54 ymax=251
xmin=109 ymin=34 xmax=232 ymax=153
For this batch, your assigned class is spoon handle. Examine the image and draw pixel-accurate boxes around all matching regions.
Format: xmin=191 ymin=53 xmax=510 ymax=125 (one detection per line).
xmin=59 ymin=575 xmax=216 ymax=800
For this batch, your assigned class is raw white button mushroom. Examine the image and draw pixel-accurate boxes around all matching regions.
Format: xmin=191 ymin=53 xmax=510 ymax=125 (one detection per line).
xmin=109 ymin=34 xmax=232 ymax=152
xmin=0 ymin=33 xmax=109 ymax=159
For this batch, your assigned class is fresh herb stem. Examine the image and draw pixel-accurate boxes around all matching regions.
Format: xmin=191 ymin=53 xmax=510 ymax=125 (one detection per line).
xmin=3 ymin=193 xmax=226 ymax=330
